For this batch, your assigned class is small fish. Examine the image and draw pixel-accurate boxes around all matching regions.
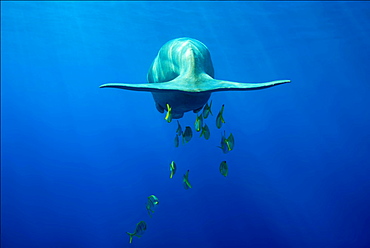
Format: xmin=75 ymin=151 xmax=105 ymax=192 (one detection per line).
xmin=146 ymin=195 xmax=159 ymax=217
xmin=218 ymin=131 xmax=234 ymax=153
xmin=216 ymin=104 xmax=225 ymax=129
xmin=126 ymin=221 xmax=147 ymax=243
xmin=219 ymin=161 xmax=228 ymax=177
xmin=202 ymin=100 xmax=213 ymax=119
xmin=164 ymin=103 xmax=172 ymax=123
xmin=182 ymin=126 xmax=193 ymax=143
xmin=194 ymin=114 xmax=204 ymax=132
xmin=183 ymin=170 xmax=192 ymax=190
xmin=200 ymin=123 xmax=210 ymax=140
xmin=170 ymin=161 xmax=177 ymax=178
xmin=174 ymin=135 xmax=179 ymax=147
xmin=176 ymin=120 xmax=182 ymax=136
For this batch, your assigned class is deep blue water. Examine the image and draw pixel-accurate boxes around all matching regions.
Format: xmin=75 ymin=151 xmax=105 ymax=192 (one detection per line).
xmin=1 ymin=1 xmax=370 ymax=248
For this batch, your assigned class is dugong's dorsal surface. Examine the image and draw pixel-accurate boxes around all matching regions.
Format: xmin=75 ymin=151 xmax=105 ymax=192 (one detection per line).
xmin=100 ymin=37 xmax=290 ymax=119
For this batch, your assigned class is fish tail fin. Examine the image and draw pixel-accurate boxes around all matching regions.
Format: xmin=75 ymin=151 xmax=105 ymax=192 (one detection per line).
xmin=209 ymin=100 xmax=213 ymax=116
xmin=126 ymin=232 xmax=134 ymax=243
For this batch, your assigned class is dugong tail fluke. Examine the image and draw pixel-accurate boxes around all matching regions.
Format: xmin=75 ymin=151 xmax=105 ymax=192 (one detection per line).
xmin=100 ymin=37 xmax=290 ymax=119
xmin=99 ymin=76 xmax=290 ymax=93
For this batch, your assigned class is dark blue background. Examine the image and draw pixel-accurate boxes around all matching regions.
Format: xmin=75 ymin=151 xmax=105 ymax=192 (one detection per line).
xmin=2 ymin=2 xmax=370 ymax=248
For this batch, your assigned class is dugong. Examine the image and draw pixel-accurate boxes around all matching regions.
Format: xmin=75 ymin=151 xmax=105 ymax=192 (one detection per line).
xmin=100 ymin=37 xmax=290 ymax=119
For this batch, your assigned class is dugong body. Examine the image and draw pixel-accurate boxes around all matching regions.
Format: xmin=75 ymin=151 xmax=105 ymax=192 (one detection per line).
xmin=100 ymin=37 xmax=290 ymax=119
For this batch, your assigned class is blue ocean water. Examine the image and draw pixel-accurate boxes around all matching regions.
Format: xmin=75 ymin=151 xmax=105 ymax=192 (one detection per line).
xmin=1 ymin=1 xmax=370 ymax=247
